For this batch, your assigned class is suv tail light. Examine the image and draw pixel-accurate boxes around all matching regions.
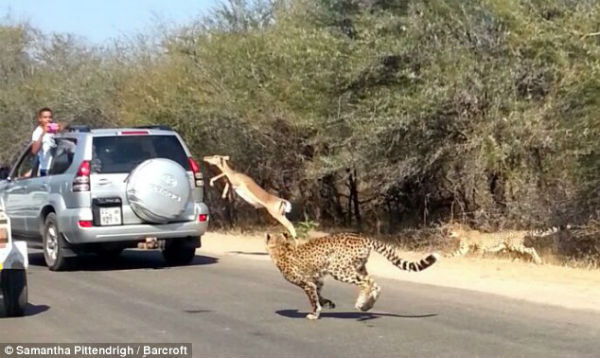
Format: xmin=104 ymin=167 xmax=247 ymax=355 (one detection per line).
xmin=73 ymin=160 xmax=91 ymax=192
xmin=78 ymin=220 xmax=93 ymax=228
xmin=188 ymin=157 xmax=203 ymax=187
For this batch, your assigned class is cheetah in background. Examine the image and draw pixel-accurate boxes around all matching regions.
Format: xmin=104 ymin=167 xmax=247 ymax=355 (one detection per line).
xmin=442 ymin=223 xmax=560 ymax=264
xmin=266 ymin=232 xmax=439 ymax=320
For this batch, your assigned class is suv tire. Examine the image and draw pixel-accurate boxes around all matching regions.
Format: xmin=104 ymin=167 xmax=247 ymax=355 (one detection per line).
xmin=1 ymin=269 xmax=28 ymax=317
xmin=162 ymin=237 xmax=198 ymax=266
xmin=43 ymin=213 xmax=70 ymax=271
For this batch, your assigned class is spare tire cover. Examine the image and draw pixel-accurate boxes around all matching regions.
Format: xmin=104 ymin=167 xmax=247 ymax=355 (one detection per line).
xmin=126 ymin=158 xmax=191 ymax=224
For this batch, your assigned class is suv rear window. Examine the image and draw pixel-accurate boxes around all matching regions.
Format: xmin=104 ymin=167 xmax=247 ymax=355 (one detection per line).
xmin=91 ymin=135 xmax=190 ymax=174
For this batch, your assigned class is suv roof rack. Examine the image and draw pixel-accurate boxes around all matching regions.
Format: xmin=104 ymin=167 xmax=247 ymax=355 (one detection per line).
xmin=133 ymin=125 xmax=172 ymax=131
xmin=66 ymin=125 xmax=91 ymax=133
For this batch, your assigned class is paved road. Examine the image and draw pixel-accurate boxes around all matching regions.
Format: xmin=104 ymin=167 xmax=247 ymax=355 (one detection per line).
xmin=1 ymin=248 xmax=599 ymax=357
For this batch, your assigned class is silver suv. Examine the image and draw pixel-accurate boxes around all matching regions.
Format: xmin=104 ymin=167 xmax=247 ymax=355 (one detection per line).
xmin=0 ymin=125 xmax=209 ymax=271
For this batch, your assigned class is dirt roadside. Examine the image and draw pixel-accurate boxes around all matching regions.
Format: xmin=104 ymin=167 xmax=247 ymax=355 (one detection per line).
xmin=199 ymin=230 xmax=600 ymax=312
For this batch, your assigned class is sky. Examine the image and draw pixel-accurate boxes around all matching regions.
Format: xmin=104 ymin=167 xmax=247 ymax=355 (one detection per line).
xmin=1 ymin=0 xmax=219 ymax=44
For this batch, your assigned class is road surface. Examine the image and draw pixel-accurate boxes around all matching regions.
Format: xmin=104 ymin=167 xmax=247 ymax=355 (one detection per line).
xmin=1 ymin=249 xmax=599 ymax=357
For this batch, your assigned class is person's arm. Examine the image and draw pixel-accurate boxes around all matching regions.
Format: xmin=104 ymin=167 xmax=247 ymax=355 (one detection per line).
xmin=31 ymin=127 xmax=45 ymax=154
xmin=31 ymin=137 xmax=43 ymax=154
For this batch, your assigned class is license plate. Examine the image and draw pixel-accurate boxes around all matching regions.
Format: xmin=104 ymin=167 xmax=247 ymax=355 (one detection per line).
xmin=100 ymin=207 xmax=122 ymax=226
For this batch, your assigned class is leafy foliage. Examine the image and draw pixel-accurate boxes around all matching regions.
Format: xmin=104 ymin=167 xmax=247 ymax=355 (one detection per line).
xmin=2 ymin=0 xmax=600 ymax=235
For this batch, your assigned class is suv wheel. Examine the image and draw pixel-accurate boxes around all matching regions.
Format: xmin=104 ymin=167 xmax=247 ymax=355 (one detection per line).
xmin=43 ymin=213 xmax=70 ymax=271
xmin=162 ymin=237 xmax=198 ymax=266
xmin=1 ymin=269 xmax=28 ymax=317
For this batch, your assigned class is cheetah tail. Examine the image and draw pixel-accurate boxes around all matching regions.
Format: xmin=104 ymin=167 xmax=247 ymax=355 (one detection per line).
xmin=371 ymin=241 xmax=439 ymax=272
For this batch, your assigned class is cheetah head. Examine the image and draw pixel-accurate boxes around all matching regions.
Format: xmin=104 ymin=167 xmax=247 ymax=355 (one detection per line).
xmin=441 ymin=223 xmax=466 ymax=239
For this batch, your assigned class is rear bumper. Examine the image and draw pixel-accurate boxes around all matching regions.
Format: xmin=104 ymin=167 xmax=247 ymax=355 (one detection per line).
xmin=60 ymin=203 xmax=209 ymax=244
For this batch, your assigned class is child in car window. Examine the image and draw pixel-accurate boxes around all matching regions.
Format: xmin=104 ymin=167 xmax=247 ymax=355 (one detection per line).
xmin=31 ymin=107 xmax=63 ymax=177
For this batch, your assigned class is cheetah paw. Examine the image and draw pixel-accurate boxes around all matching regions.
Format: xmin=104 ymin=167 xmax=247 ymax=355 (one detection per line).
xmin=322 ymin=300 xmax=336 ymax=309
xmin=306 ymin=313 xmax=320 ymax=320
xmin=355 ymin=286 xmax=381 ymax=312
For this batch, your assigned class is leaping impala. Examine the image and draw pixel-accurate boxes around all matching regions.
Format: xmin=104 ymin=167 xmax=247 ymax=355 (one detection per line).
xmin=203 ymin=155 xmax=297 ymax=238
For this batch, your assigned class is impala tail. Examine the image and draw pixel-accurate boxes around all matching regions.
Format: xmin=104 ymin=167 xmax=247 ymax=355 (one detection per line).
xmin=280 ymin=200 xmax=292 ymax=214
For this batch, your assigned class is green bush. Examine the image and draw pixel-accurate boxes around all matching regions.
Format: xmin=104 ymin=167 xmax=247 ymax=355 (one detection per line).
xmin=2 ymin=0 xmax=600 ymax=236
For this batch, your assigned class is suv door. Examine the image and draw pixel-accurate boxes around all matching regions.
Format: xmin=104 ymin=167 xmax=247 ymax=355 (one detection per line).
xmin=3 ymin=146 xmax=38 ymax=233
xmin=24 ymin=174 xmax=50 ymax=236
xmin=26 ymin=138 xmax=77 ymax=235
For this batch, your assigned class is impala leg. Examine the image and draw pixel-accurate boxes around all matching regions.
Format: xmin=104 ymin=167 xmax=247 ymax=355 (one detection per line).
xmin=267 ymin=208 xmax=297 ymax=238
xmin=209 ymin=173 xmax=226 ymax=187
xmin=221 ymin=182 xmax=230 ymax=199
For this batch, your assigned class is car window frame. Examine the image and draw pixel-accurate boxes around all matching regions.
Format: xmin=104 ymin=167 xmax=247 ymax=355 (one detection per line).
xmin=10 ymin=145 xmax=39 ymax=181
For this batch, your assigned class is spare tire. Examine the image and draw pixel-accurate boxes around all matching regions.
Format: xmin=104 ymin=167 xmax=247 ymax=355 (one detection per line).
xmin=126 ymin=158 xmax=191 ymax=224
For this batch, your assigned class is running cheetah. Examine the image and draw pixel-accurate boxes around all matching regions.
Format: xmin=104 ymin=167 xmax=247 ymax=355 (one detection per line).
xmin=266 ymin=232 xmax=439 ymax=320
xmin=443 ymin=223 xmax=559 ymax=264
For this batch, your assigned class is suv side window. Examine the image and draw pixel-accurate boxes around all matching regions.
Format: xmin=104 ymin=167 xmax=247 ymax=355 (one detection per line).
xmin=49 ymin=138 xmax=77 ymax=175
xmin=13 ymin=146 xmax=39 ymax=180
